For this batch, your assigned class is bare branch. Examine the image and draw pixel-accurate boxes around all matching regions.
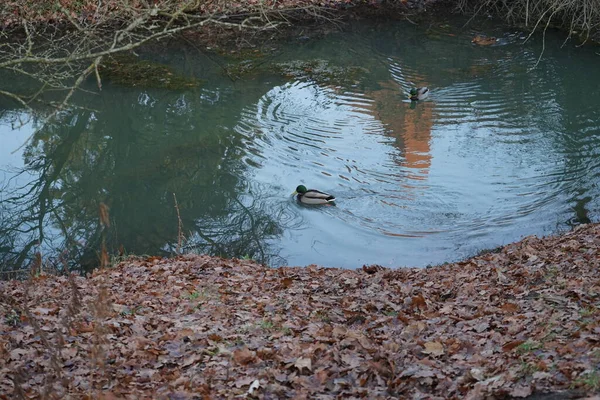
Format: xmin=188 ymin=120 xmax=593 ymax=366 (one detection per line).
xmin=11 ymin=61 xmax=96 ymax=154
xmin=0 ymin=17 xmax=215 ymax=69
xmin=23 ymin=20 xmax=33 ymax=56
xmin=58 ymin=4 xmax=85 ymax=32
xmin=0 ymin=89 xmax=33 ymax=112
xmin=94 ymin=57 xmax=103 ymax=90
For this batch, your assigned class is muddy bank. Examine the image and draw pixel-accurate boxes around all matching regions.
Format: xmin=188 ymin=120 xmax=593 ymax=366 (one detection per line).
xmin=2 ymin=223 xmax=600 ymax=398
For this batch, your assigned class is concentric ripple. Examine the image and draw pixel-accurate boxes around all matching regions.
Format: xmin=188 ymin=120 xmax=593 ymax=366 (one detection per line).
xmin=231 ymin=20 xmax=600 ymax=267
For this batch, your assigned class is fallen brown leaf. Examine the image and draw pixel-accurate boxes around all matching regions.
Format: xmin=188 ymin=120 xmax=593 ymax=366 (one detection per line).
xmin=422 ymin=341 xmax=444 ymax=357
xmin=233 ymin=347 xmax=256 ymax=365
xmin=294 ymin=357 xmax=312 ymax=373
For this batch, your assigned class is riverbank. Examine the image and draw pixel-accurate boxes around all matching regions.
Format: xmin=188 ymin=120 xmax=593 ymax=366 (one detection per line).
xmin=2 ymin=223 xmax=600 ymax=398
xmin=0 ymin=0 xmax=437 ymax=30
xmin=2 ymin=0 xmax=598 ymax=44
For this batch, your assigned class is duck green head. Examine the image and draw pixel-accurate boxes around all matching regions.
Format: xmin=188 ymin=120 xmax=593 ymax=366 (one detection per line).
xmin=409 ymin=88 xmax=418 ymax=97
xmin=293 ymin=185 xmax=308 ymax=195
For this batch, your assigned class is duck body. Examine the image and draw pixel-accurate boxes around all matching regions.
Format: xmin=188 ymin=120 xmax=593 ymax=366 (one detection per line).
xmin=293 ymin=185 xmax=336 ymax=205
xmin=409 ymin=87 xmax=429 ymax=101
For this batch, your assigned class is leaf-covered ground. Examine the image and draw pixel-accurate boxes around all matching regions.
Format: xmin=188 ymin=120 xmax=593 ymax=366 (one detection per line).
xmin=2 ymin=224 xmax=600 ymax=399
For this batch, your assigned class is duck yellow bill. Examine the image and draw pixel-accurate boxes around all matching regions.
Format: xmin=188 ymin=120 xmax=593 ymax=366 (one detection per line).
xmin=292 ymin=191 xmax=298 ymax=196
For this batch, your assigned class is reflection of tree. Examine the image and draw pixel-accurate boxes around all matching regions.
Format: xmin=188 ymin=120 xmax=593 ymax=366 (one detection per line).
xmin=181 ymin=196 xmax=284 ymax=265
xmin=366 ymin=78 xmax=434 ymax=180
xmin=0 ymin=84 xmax=284 ymax=274
xmin=1 ymin=109 xmax=88 ymax=271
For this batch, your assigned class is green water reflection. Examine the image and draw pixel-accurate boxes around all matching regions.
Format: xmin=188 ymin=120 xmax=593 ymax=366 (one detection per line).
xmin=1 ymin=16 xmax=599 ymax=273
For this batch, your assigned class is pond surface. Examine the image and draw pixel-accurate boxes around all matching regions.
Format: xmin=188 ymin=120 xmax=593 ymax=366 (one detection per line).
xmin=1 ymin=16 xmax=600 ymax=272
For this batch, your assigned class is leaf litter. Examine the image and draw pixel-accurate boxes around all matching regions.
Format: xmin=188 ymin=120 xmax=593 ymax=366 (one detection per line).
xmin=2 ymin=223 xmax=600 ymax=398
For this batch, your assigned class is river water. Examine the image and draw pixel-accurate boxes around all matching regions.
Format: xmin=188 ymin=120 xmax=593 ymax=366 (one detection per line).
xmin=1 ymin=16 xmax=599 ymax=271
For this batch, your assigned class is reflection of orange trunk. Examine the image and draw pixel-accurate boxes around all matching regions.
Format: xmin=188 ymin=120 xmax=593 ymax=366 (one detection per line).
xmin=403 ymin=105 xmax=433 ymax=179
xmin=365 ymin=80 xmax=433 ymax=178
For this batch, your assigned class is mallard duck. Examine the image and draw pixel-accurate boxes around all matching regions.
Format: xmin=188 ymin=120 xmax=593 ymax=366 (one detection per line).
xmin=409 ymin=87 xmax=429 ymax=101
xmin=292 ymin=185 xmax=336 ymax=205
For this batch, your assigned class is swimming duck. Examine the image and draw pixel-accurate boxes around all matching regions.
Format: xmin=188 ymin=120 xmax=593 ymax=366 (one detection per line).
xmin=409 ymin=87 xmax=429 ymax=101
xmin=292 ymin=185 xmax=336 ymax=205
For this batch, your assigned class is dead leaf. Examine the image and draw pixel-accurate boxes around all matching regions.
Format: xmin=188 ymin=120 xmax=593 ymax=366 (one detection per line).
xmin=207 ymin=333 xmax=223 ymax=342
xmin=532 ymin=371 xmax=552 ymax=381
xmin=496 ymin=268 xmax=510 ymax=284
xmin=76 ymin=322 xmax=94 ymax=333
xmin=9 ymin=348 xmax=28 ymax=360
xmin=247 ymin=379 xmax=260 ymax=395
xmin=469 ymin=368 xmax=485 ymax=381
xmin=341 ymin=353 xmax=361 ymax=368
xmin=332 ymin=326 xmax=347 ymax=338
xmin=422 ymin=341 xmax=444 ymax=357
xmin=401 ymin=367 xmax=435 ymax=378
xmin=402 ymin=321 xmax=426 ymax=337
xmin=294 ymin=357 xmax=312 ymax=373
xmin=502 ymin=340 xmax=525 ymax=352
xmin=411 ymin=294 xmax=427 ymax=310
xmin=233 ymin=347 xmax=256 ymax=365
xmin=61 ymin=347 xmax=78 ymax=359
xmin=362 ymin=265 xmax=384 ymax=274
xmin=500 ymin=303 xmax=519 ymax=313
xmin=472 ymin=321 xmax=490 ymax=333
xmin=137 ymin=369 xmax=157 ymax=382
xmin=32 ymin=307 xmax=56 ymax=315
xmin=182 ymin=353 xmax=203 ymax=367
xmin=510 ymin=384 xmax=532 ymax=398
xmin=234 ymin=376 xmax=255 ymax=388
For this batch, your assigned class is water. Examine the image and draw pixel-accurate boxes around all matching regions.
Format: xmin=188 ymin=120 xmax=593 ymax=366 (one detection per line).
xmin=1 ymin=16 xmax=599 ymax=272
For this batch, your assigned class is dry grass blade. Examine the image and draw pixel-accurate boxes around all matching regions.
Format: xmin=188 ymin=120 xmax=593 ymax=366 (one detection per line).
xmin=99 ymin=202 xmax=110 ymax=228
xmin=99 ymin=202 xmax=110 ymax=268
